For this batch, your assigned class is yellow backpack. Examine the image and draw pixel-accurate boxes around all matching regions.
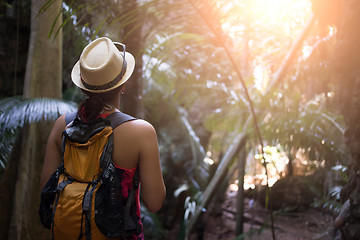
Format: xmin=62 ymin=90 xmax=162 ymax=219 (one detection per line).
xmin=39 ymin=112 xmax=141 ymax=239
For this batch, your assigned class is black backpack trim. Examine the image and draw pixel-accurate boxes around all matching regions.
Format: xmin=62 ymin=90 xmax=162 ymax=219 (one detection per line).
xmin=63 ymin=117 xmax=111 ymax=144
xmin=39 ymin=111 xmax=140 ymax=239
xmin=94 ymin=162 xmax=141 ymax=238
xmin=39 ymin=164 xmax=64 ymax=229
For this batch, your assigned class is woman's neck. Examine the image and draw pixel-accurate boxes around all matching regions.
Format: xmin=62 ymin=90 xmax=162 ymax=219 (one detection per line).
xmin=112 ymin=94 xmax=121 ymax=109
xmin=103 ymin=97 xmax=121 ymax=113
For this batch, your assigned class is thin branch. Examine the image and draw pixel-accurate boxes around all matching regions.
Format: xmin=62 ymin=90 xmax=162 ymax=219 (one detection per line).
xmin=319 ymin=112 xmax=346 ymax=135
xmin=264 ymin=13 xmax=315 ymax=95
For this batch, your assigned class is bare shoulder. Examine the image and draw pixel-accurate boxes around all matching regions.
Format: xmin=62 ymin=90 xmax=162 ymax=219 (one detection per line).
xmin=49 ymin=114 xmax=67 ymax=145
xmin=53 ymin=114 xmax=67 ymax=132
xmin=117 ymin=119 xmax=157 ymax=136
xmin=131 ymin=119 xmax=155 ymax=130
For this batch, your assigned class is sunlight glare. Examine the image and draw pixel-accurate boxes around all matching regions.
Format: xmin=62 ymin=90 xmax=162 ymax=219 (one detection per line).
xmin=204 ymin=151 xmax=214 ymax=165
xmin=254 ymin=64 xmax=269 ymax=92
xmin=302 ymin=44 xmax=312 ymax=60
xmin=329 ymin=26 xmax=336 ymax=37
xmin=221 ymin=0 xmax=311 ymax=45
xmin=204 ymin=157 xmax=214 ymax=165
xmin=247 ymin=0 xmax=311 ymax=26
xmin=219 ymin=0 xmax=311 ymax=94
xmin=229 ymin=183 xmax=239 ymax=192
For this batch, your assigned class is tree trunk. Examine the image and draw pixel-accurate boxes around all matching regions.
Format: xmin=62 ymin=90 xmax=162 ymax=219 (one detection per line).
xmin=5 ymin=0 xmax=63 ymax=239
xmin=23 ymin=0 xmax=62 ymax=99
xmin=333 ymin=0 xmax=360 ymax=239
xmin=185 ymin=127 xmax=248 ymax=238
xmin=120 ymin=0 xmax=144 ymax=118
xmin=235 ymin=147 xmax=247 ymax=236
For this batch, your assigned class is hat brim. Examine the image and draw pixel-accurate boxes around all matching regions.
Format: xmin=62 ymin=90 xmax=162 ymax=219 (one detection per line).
xmin=71 ymin=51 xmax=135 ymax=93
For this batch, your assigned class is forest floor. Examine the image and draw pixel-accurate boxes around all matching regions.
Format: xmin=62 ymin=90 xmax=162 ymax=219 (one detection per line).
xmin=189 ymin=187 xmax=337 ymax=240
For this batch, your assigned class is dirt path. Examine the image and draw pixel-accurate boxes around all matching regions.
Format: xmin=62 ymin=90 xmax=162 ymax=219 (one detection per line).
xmin=190 ymin=189 xmax=336 ymax=240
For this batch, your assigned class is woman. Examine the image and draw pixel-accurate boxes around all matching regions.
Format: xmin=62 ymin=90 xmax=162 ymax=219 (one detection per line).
xmin=40 ymin=37 xmax=166 ymax=239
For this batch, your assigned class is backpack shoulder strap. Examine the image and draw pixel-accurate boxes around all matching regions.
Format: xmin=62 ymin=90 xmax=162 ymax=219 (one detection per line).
xmin=124 ymin=167 xmax=140 ymax=231
xmin=98 ymin=112 xmax=136 ymax=170
xmin=106 ymin=111 xmax=136 ymax=129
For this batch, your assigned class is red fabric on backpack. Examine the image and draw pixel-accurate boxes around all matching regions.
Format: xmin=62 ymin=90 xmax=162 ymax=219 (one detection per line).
xmin=114 ymin=165 xmax=142 ymax=221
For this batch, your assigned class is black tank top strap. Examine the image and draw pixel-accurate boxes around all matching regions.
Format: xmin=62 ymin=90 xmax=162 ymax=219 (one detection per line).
xmin=105 ymin=112 xmax=136 ymax=129
xmin=65 ymin=111 xmax=136 ymax=129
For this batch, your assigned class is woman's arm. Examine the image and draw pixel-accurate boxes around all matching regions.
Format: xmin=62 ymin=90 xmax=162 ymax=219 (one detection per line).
xmin=40 ymin=115 xmax=66 ymax=188
xmin=137 ymin=120 xmax=166 ymax=212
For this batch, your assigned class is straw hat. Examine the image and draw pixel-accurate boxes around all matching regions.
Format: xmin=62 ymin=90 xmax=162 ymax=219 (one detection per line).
xmin=71 ymin=37 xmax=135 ymax=93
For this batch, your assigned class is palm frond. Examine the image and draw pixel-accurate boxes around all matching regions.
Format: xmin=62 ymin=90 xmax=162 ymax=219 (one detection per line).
xmin=0 ymin=129 xmax=17 ymax=177
xmin=0 ymin=97 xmax=77 ymax=176
xmin=0 ymin=97 xmax=77 ymax=134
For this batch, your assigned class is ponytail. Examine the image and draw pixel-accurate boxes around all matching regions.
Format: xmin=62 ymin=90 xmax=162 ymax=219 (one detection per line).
xmin=77 ymin=86 xmax=123 ymax=121
xmin=77 ymin=96 xmax=105 ymax=122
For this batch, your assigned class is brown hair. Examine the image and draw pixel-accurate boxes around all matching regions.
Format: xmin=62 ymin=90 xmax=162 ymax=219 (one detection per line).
xmin=77 ymin=86 xmax=122 ymax=121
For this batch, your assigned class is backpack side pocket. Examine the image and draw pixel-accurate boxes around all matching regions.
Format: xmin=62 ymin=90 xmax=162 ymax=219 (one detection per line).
xmin=39 ymin=166 xmax=62 ymax=229
xmin=95 ymin=164 xmax=125 ymax=238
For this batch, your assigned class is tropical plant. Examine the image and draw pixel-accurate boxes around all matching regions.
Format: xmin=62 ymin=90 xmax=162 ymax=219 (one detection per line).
xmin=1 ymin=0 xmax=356 ymax=239
xmin=133 ymin=0 xmax=350 ymax=238
xmin=0 ymin=97 xmax=77 ymax=178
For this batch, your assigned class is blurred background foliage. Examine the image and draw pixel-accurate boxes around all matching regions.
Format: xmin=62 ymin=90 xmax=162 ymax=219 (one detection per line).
xmin=0 ymin=0 xmax=356 ymax=239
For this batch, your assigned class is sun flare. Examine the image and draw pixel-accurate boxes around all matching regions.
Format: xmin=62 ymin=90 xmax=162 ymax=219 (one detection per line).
xmin=247 ymin=0 xmax=311 ymax=23
xmin=220 ymin=0 xmax=312 ymax=91
xmin=221 ymin=0 xmax=312 ymax=40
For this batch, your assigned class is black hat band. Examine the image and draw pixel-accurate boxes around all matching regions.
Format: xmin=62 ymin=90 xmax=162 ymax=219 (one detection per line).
xmin=81 ymin=59 xmax=127 ymax=91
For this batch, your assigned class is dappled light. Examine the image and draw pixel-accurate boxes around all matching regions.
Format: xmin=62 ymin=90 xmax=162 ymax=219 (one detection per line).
xmin=2 ymin=0 xmax=360 ymax=239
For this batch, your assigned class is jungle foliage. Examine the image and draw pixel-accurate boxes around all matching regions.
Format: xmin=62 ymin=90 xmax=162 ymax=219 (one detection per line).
xmin=0 ymin=0 xmax=357 ymax=239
